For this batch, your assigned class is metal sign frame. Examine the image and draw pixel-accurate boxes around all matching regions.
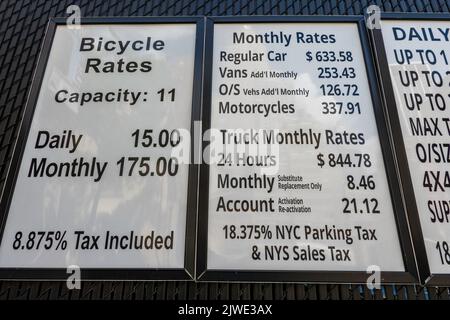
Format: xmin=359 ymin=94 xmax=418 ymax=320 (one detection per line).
xmin=196 ymin=15 xmax=420 ymax=284
xmin=0 ymin=17 xmax=205 ymax=280
xmin=368 ymin=12 xmax=450 ymax=286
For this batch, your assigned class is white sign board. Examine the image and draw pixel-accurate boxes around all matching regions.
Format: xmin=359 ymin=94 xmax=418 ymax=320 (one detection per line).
xmin=381 ymin=20 xmax=450 ymax=276
xmin=0 ymin=22 xmax=198 ymax=277
xmin=203 ymin=22 xmax=407 ymax=278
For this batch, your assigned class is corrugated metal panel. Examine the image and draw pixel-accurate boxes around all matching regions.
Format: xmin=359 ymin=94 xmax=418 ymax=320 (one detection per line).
xmin=0 ymin=0 xmax=450 ymax=300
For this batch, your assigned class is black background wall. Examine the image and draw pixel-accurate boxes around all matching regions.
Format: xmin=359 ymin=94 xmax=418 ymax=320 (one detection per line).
xmin=0 ymin=0 xmax=449 ymax=300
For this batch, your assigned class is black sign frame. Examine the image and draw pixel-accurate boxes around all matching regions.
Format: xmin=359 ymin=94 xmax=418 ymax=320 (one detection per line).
xmin=196 ymin=15 xmax=420 ymax=284
xmin=368 ymin=12 xmax=450 ymax=286
xmin=0 ymin=17 xmax=205 ymax=280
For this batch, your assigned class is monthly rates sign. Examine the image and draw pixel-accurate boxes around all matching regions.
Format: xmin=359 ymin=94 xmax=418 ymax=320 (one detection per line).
xmin=0 ymin=22 xmax=197 ymax=275
xmin=204 ymin=22 xmax=406 ymax=275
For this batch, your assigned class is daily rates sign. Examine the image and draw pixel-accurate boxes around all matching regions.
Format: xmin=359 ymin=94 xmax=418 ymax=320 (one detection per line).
xmin=378 ymin=18 xmax=450 ymax=284
xmin=0 ymin=19 xmax=200 ymax=279
xmin=197 ymin=19 xmax=417 ymax=283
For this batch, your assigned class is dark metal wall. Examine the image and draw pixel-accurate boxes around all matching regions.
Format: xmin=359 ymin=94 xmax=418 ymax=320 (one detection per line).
xmin=0 ymin=0 xmax=450 ymax=300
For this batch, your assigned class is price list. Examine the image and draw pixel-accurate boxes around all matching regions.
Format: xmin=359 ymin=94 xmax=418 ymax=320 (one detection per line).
xmin=381 ymin=20 xmax=450 ymax=275
xmin=206 ymin=23 xmax=406 ymax=272
xmin=0 ymin=24 xmax=197 ymax=271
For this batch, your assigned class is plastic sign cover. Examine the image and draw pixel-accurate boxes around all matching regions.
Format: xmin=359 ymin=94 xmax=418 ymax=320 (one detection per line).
xmin=381 ymin=20 xmax=450 ymax=275
xmin=0 ymin=23 xmax=196 ymax=273
xmin=205 ymin=22 xmax=406 ymax=273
